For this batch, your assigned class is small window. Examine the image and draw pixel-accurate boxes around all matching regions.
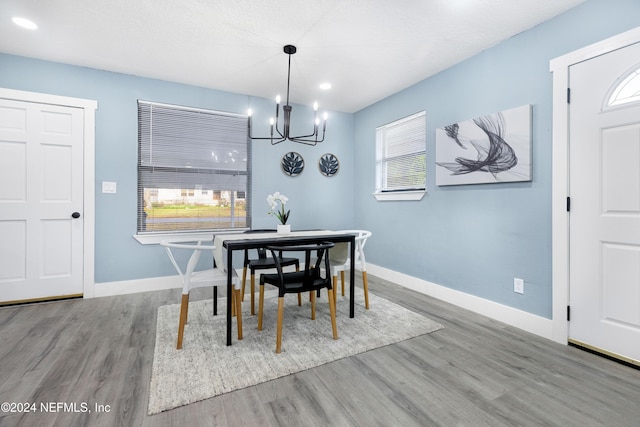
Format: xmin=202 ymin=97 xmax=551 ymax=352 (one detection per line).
xmin=374 ymin=111 xmax=426 ymax=201
xmin=137 ymin=101 xmax=251 ymax=235
xmin=607 ymin=66 xmax=640 ymax=108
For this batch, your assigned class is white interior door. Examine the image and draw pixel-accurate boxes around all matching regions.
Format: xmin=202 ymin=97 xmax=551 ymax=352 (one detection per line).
xmin=569 ymin=41 xmax=640 ymax=364
xmin=0 ymin=98 xmax=84 ymax=303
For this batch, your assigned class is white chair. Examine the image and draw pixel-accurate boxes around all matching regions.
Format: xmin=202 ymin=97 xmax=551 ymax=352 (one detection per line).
xmin=329 ymin=230 xmax=372 ymax=309
xmin=161 ymin=240 xmax=243 ymax=349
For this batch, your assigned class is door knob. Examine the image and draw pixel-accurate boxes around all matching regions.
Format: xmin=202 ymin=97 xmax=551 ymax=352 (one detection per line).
xmin=71 ymin=212 xmax=81 ymax=219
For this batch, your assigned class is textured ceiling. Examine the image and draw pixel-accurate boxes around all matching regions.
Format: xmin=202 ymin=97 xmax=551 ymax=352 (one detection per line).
xmin=1 ymin=0 xmax=585 ymax=113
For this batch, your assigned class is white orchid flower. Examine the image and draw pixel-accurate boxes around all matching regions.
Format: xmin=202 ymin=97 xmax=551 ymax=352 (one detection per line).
xmin=266 ymin=192 xmax=291 ymax=225
xmin=266 ymin=194 xmax=276 ymax=210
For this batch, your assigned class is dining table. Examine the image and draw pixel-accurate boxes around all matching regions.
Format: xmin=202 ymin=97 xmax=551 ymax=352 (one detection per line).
xmin=213 ymin=230 xmax=357 ymax=346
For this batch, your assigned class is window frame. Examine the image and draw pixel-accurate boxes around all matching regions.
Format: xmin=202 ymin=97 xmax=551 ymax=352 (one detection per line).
xmin=373 ymin=111 xmax=427 ymax=201
xmin=133 ymin=100 xmax=251 ymax=244
xmin=605 ymin=63 xmax=640 ymax=109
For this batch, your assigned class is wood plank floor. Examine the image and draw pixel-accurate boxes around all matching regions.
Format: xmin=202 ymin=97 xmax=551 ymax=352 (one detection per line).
xmin=1 ymin=275 xmax=639 ymax=426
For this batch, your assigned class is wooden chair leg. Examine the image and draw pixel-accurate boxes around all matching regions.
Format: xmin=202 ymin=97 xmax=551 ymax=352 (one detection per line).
xmin=176 ymin=293 xmax=189 ymax=349
xmin=327 ymin=288 xmax=338 ymax=340
xmin=362 ymin=271 xmax=370 ymax=310
xmin=276 ymin=297 xmax=285 ymax=354
xmin=258 ymin=284 xmax=265 ymax=331
xmin=235 ymin=287 xmax=243 ymax=340
xmin=231 ymin=290 xmax=236 ymax=317
xmin=241 ymin=266 xmax=248 ymax=301
xmin=297 ymin=292 xmax=302 ymax=306
xmin=184 ymin=293 xmax=190 ymax=323
xmin=310 ymin=290 xmax=316 ymax=320
xmin=250 ymin=273 xmax=256 ymax=315
xmin=332 ymin=276 xmax=338 ymax=306
xmin=340 ymin=270 xmax=345 ymax=296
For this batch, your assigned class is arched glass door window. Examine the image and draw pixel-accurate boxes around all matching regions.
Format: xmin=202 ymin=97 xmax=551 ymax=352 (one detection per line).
xmin=607 ymin=65 xmax=640 ymax=108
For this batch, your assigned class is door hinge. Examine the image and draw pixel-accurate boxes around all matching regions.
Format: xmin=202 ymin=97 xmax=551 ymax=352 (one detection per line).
xmin=567 ymin=87 xmax=571 ymax=104
xmin=567 ymin=305 xmax=571 ymax=321
xmin=566 ymin=196 xmax=571 ymax=212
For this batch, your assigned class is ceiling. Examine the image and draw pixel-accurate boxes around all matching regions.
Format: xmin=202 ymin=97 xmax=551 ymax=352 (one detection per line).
xmin=1 ymin=0 xmax=585 ymax=113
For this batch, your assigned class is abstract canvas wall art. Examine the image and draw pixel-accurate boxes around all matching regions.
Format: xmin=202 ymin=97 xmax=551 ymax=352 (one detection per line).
xmin=435 ymin=104 xmax=532 ymax=186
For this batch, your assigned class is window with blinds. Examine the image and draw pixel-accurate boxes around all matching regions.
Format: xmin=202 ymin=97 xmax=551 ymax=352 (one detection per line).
xmin=137 ymin=101 xmax=250 ymax=233
xmin=375 ymin=111 xmax=426 ymax=193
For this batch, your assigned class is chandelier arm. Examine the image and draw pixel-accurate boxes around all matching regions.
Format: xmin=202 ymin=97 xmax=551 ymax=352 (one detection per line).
xmin=289 ymin=137 xmax=319 ymax=146
xmin=248 ymin=119 xmax=284 ymax=141
xmin=289 ymin=128 xmax=319 ymax=140
xmin=248 ymin=135 xmax=285 ymax=141
xmin=273 ymin=121 xmax=285 ymax=139
xmin=288 ymin=118 xmax=318 ymax=139
xmin=290 ymin=129 xmax=326 ymax=145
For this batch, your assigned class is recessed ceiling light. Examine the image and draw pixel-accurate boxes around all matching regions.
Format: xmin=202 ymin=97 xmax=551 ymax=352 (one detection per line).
xmin=319 ymin=83 xmax=332 ymax=90
xmin=12 ymin=17 xmax=38 ymax=30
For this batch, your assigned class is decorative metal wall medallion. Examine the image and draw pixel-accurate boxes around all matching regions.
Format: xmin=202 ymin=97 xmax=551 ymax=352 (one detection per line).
xmin=281 ymin=152 xmax=304 ymax=176
xmin=319 ymin=153 xmax=339 ymax=177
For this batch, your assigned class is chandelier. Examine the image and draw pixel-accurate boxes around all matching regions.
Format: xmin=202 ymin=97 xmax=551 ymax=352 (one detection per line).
xmin=248 ymin=45 xmax=327 ymax=146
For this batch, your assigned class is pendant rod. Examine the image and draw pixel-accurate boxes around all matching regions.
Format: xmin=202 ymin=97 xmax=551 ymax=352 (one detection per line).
xmin=286 ymin=50 xmax=292 ymax=107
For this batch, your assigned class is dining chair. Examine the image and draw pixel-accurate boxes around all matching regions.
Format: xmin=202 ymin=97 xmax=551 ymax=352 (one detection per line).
xmin=240 ymin=229 xmax=300 ymax=315
xmin=258 ymin=242 xmax=338 ymax=354
xmin=161 ymin=240 xmax=243 ymax=349
xmin=328 ymin=230 xmax=372 ymax=309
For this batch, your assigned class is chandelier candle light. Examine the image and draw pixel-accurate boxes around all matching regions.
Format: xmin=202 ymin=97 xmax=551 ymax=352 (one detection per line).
xmin=248 ymin=45 xmax=328 ymax=146
xmin=267 ymin=192 xmax=291 ymax=233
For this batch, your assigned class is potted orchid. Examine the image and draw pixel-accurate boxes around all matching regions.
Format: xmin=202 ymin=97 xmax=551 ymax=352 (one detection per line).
xmin=267 ymin=192 xmax=291 ymax=233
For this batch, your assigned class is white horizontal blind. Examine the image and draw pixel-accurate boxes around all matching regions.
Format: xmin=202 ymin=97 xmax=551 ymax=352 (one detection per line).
xmin=137 ymin=101 xmax=250 ymax=233
xmin=376 ymin=111 xmax=426 ymax=192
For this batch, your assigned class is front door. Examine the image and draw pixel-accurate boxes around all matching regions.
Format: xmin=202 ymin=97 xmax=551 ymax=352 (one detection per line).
xmin=569 ymin=41 xmax=640 ymax=364
xmin=0 ymin=98 xmax=84 ymax=303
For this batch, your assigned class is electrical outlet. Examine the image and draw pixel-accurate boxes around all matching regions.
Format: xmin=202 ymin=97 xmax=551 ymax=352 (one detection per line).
xmin=514 ymin=278 xmax=524 ymax=294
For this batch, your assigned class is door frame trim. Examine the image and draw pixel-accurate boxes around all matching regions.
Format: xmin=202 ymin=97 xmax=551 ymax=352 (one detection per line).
xmin=0 ymin=88 xmax=98 ymax=298
xmin=549 ymin=26 xmax=640 ymax=344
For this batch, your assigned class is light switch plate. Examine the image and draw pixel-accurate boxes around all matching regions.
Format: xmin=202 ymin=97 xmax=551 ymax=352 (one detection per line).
xmin=102 ymin=181 xmax=117 ymax=194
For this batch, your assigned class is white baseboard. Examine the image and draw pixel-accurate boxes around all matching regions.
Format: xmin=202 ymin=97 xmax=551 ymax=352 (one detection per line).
xmin=367 ymin=264 xmax=554 ymax=342
xmin=93 ymin=268 xmax=245 ymax=298
xmin=94 ymin=275 xmax=182 ymax=297
xmin=93 ymin=264 xmax=554 ymax=342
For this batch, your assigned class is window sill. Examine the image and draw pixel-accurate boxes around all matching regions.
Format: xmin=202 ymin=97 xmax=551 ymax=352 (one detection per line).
xmin=134 ymin=232 xmax=216 ymax=245
xmin=373 ymin=190 xmax=426 ymax=201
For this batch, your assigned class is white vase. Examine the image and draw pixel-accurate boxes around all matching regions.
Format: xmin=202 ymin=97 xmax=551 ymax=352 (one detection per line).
xmin=277 ymin=224 xmax=291 ymax=234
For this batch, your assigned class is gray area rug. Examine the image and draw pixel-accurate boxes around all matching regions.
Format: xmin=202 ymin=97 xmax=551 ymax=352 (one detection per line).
xmin=148 ymin=288 xmax=443 ymax=415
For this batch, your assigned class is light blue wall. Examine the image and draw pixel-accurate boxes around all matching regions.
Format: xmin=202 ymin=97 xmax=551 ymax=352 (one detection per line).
xmin=353 ymin=0 xmax=640 ymax=318
xmin=0 ymin=55 xmax=354 ymax=283
xmin=1 ymin=0 xmax=639 ymax=318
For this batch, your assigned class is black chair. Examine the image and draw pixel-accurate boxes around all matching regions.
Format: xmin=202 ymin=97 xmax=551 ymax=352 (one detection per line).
xmin=241 ymin=230 xmax=300 ymax=315
xmin=258 ymin=242 xmax=338 ymax=354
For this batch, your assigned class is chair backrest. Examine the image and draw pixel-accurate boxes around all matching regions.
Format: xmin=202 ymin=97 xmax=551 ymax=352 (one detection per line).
xmin=355 ymin=230 xmax=372 ymax=267
xmin=337 ymin=230 xmax=372 ymax=269
xmin=243 ymin=229 xmax=277 ymax=260
xmin=266 ymin=242 xmax=334 ymax=292
xmin=160 ymin=240 xmax=215 ymax=286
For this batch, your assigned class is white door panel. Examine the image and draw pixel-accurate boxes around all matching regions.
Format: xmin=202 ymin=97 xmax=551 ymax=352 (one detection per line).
xmin=0 ymin=98 xmax=84 ymax=303
xmin=569 ymin=41 xmax=640 ymax=363
xmin=0 ymin=221 xmax=26 ymax=281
